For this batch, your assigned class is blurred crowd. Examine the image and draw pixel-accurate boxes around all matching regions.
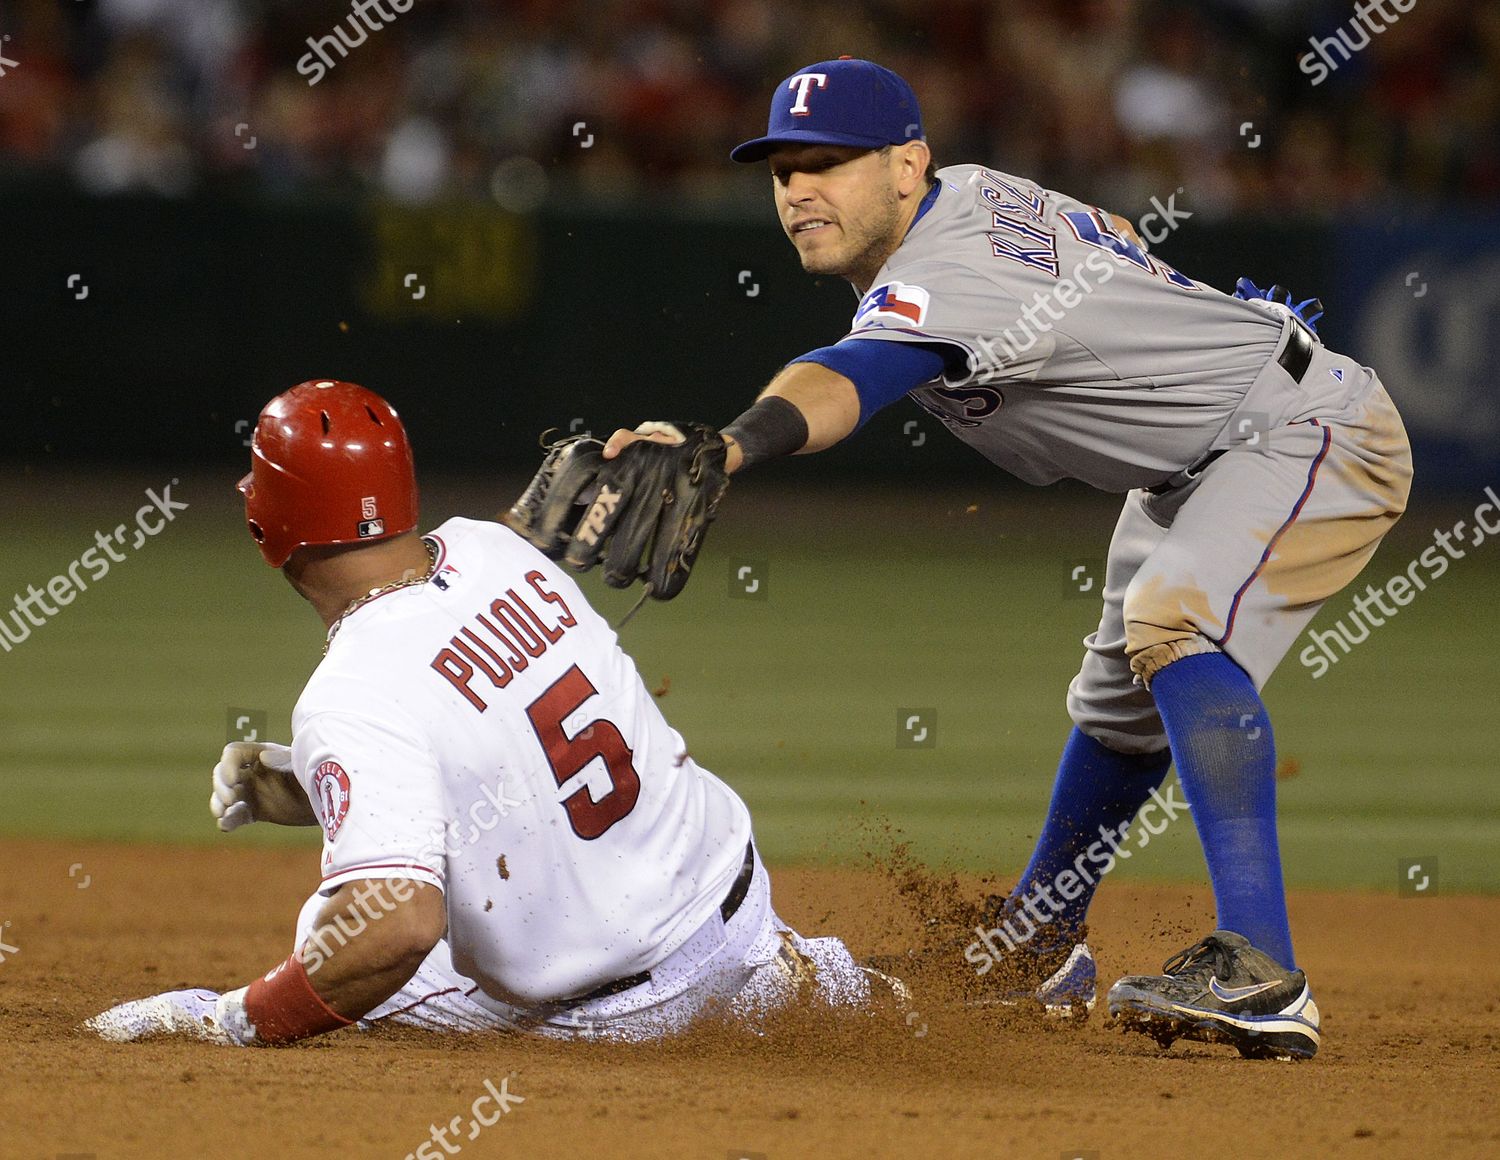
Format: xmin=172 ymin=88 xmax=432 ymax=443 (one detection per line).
xmin=1 ymin=0 xmax=1496 ymax=215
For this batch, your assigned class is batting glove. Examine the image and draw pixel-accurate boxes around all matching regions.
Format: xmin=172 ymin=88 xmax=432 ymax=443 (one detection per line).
xmin=211 ymin=741 xmax=296 ymax=832
xmin=1234 ymin=276 xmax=1325 ymax=334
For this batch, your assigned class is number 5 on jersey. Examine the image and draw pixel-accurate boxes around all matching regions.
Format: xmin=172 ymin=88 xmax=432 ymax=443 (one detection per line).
xmin=526 ymin=665 xmax=642 ymax=839
xmin=1060 ymin=209 xmax=1199 ymax=290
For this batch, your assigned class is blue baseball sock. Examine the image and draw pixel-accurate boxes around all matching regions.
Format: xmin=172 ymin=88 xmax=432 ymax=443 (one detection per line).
xmin=1006 ymin=727 xmax=1171 ymax=940
xmin=1149 ymin=651 xmax=1297 ymax=970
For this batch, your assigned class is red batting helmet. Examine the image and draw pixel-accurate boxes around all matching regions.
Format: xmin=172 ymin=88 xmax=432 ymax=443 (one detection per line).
xmin=238 ymin=380 xmax=418 ymax=568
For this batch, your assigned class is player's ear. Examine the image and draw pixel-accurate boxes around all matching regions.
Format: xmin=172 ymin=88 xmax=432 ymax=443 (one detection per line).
xmin=897 ymin=140 xmax=932 ymax=194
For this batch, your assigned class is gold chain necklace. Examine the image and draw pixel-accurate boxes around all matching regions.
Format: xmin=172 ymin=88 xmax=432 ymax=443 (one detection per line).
xmin=324 ymin=538 xmax=438 ymax=655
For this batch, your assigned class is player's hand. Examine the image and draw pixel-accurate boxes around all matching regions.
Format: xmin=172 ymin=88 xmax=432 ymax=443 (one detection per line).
xmin=605 ymin=422 xmax=744 ymax=473
xmin=1234 ymin=277 xmax=1324 ymax=335
xmin=211 ymin=741 xmax=316 ymax=831
xmin=1108 ymin=212 xmax=1147 ymax=251
xmin=86 ymin=988 xmax=245 ymax=1046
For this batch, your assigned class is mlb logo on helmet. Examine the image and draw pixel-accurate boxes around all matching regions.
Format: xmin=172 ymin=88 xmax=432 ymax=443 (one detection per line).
xmin=358 ymin=495 xmax=384 ymax=538
xmin=730 ymin=56 xmax=924 ymax=163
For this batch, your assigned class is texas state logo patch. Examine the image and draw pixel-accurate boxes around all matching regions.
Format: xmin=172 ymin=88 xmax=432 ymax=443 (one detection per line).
xmin=854 ymin=281 xmax=931 ymax=329
xmin=313 ymin=760 xmax=352 ymax=842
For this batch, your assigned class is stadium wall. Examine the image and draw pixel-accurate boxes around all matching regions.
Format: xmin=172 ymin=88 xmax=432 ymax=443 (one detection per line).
xmin=4 ymin=188 xmax=1494 ymax=489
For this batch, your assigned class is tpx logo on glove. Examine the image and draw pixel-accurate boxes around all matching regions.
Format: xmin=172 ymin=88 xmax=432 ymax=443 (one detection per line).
xmin=575 ymin=484 xmax=622 ymax=547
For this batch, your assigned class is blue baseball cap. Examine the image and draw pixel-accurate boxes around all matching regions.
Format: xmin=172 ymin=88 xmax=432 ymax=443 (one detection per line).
xmin=730 ymin=57 xmax=924 ymax=163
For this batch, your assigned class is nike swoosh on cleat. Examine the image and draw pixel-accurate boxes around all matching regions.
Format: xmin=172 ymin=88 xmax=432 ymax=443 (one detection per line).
xmin=1208 ymin=977 xmax=1284 ymax=1003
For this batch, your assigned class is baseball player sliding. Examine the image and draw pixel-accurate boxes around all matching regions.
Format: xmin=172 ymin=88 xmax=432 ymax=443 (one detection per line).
xmin=507 ymin=58 xmax=1413 ymax=1061
xmin=87 ymin=380 xmax=887 ymax=1047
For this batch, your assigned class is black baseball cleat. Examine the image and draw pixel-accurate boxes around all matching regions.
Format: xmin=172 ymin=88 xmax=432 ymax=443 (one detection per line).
xmin=1106 ymin=930 xmax=1320 ymax=1060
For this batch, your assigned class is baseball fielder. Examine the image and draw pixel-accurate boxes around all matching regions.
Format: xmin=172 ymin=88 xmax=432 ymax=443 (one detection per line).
xmin=535 ymin=58 xmax=1412 ymax=1060
xmin=86 ymin=380 xmax=886 ymax=1047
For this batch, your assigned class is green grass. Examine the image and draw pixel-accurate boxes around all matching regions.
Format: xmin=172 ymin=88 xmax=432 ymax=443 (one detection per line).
xmin=3 ymin=470 xmax=1496 ymax=893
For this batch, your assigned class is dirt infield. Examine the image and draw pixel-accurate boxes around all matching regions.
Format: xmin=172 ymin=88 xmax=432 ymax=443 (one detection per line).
xmin=1 ymin=840 xmax=1496 ymax=1160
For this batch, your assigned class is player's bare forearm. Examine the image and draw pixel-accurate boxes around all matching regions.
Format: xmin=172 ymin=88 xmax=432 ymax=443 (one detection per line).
xmin=752 ymin=360 xmax=860 ymax=462
xmin=294 ymin=879 xmax=446 ymax=1019
xmin=601 ymin=360 xmax=858 ymax=473
xmin=261 ymin=765 xmax=319 ymax=826
xmin=211 ymin=741 xmax=319 ymax=830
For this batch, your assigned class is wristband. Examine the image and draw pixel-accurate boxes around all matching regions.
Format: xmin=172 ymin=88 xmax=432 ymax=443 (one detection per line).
xmin=241 ymin=952 xmax=353 ymax=1045
xmin=721 ymin=396 xmax=809 ymax=471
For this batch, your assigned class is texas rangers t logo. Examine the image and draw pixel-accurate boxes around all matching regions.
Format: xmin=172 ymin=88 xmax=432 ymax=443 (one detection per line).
xmin=787 ymin=73 xmax=828 ymax=115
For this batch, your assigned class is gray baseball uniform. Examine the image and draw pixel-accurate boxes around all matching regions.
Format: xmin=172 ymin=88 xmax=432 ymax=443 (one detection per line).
xmin=839 ymin=163 xmax=1412 ymax=750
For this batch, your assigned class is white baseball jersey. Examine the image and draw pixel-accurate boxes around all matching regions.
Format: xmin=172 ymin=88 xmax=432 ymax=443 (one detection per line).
xmin=845 ymin=164 xmax=1353 ymax=491
xmin=290 ymin=517 xmax=753 ymax=1005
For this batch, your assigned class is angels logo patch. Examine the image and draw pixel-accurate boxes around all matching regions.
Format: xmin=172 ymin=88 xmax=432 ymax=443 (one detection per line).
xmin=313 ymin=760 xmax=352 ymax=842
xmin=854 ymin=281 xmax=931 ymax=329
